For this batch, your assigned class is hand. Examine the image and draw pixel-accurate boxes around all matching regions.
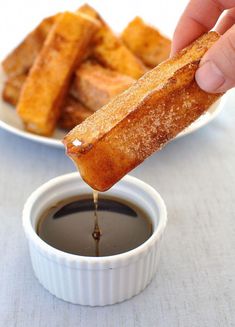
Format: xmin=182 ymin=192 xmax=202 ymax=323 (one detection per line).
xmin=172 ymin=0 xmax=235 ymax=93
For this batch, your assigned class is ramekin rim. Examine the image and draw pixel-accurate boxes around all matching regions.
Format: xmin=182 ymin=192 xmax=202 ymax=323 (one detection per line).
xmin=22 ymin=173 xmax=167 ymax=266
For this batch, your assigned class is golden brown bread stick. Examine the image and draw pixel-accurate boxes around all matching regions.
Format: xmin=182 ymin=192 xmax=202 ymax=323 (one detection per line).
xmin=17 ymin=12 xmax=100 ymax=136
xmin=2 ymin=15 xmax=59 ymax=77
xmin=71 ymin=61 xmax=135 ymax=111
xmin=122 ymin=17 xmax=171 ymax=68
xmin=78 ymin=4 xmax=147 ymax=78
xmin=2 ymin=74 xmax=92 ymax=130
xmin=59 ymin=96 xmax=93 ymax=130
xmin=64 ymin=32 xmax=222 ymax=191
xmin=1 ymin=65 xmax=95 ymax=128
xmin=2 ymin=59 xmax=133 ymax=112
xmin=2 ymin=74 xmax=27 ymax=106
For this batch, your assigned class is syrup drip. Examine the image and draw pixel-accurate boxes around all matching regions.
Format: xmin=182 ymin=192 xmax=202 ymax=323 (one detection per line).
xmin=92 ymin=190 xmax=102 ymax=256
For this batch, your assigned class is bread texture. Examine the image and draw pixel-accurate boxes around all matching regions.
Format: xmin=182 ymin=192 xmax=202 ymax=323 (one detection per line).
xmin=64 ymin=32 xmax=222 ymax=191
xmin=78 ymin=4 xmax=147 ymax=78
xmin=2 ymin=74 xmax=27 ymax=106
xmin=59 ymin=96 xmax=93 ymax=130
xmin=17 ymin=12 xmax=99 ymax=136
xmin=2 ymin=15 xmax=59 ymax=77
xmin=71 ymin=61 xmax=135 ymax=111
xmin=2 ymin=73 xmax=92 ymax=130
xmin=122 ymin=17 xmax=171 ymax=67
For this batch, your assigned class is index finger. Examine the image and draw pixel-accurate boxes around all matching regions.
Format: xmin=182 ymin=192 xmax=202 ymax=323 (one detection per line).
xmin=171 ymin=0 xmax=235 ymax=55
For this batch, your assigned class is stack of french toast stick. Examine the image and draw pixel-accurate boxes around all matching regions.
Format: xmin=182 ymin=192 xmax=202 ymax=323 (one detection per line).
xmin=1 ymin=4 xmax=223 ymax=191
xmin=1 ymin=4 xmax=171 ymax=135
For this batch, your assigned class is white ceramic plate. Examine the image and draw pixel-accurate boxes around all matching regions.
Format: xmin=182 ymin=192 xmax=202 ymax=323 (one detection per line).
xmin=0 ymin=67 xmax=226 ymax=148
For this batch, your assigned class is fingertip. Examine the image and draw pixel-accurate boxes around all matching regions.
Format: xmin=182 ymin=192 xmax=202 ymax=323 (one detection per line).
xmin=195 ymin=61 xmax=225 ymax=93
xmin=170 ymin=40 xmax=183 ymax=58
xmin=170 ymin=46 xmax=176 ymax=58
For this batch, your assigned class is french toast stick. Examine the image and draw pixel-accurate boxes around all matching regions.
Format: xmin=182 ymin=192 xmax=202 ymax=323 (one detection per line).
xmin=17 ymin=12 xmax=99 ymax=136
xmin=71 ymin=61 xmax=135 ymax=111
xmin=78 ymin=4 xmax=147 ymax=78
xmin=122 ymin=17 xmax=171 ymax=67
xmin=59 ymin=96 xmax=93 ymax=130
xmin=64 ymin=32 xmax=222 ymax=191
xmin=2 ymin=15 xmax=58 ymax=77
xmin=2 ymin=74 xmax=27 ymax=106
xmin=2 ymin=73 xmax=92 ymax=129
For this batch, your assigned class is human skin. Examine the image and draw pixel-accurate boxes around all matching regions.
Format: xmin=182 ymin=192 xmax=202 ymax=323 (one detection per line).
xmin=172 ymin=0 xmax=235 ymax=93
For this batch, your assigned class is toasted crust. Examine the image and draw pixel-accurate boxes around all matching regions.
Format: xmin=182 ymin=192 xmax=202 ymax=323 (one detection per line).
xmin=78 ymin=4 xmax=147 ymax=78
xmin=2 ymin=15 xmax=59 ymax=77
xmin=17 ymin=12 xmax=99 ymax=136
xmin=2 ymin=74 xmax=27 ymax=106
xmin=122 ymin=17 xmax=171 ymax=67
xmin=64 ymin=32 xmax=222 ymax=191
xmin=59 ymin=96 xmax=93 ymax=130
xmin=71 ymin=61 xmax=135 ymax=111
xmin=2 ymin=74 xmax=92 ymax=130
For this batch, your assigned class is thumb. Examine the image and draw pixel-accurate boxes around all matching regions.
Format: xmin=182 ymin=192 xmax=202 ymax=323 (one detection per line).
xmin=196 ymin=27 xmax=235 ymax=93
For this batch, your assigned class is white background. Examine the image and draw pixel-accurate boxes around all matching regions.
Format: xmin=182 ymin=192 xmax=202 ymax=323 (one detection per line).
xmin=0 ymin=0 xmax=189 ymax=59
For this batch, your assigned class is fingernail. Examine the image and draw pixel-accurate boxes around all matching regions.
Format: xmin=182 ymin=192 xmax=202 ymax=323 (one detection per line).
xmin=195 ymin=61 xmax=225 ymax=93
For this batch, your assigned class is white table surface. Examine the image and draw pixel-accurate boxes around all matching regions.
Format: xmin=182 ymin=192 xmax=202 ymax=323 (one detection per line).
xmin=0 ymin=91 xmax=234 ymax=327
xmin=1 ymin=1 xmax=235 ymax=326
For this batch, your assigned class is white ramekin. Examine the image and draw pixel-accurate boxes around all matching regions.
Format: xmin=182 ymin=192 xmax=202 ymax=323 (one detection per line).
xmin=23 ymin=173 xmax=167 ymax=306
